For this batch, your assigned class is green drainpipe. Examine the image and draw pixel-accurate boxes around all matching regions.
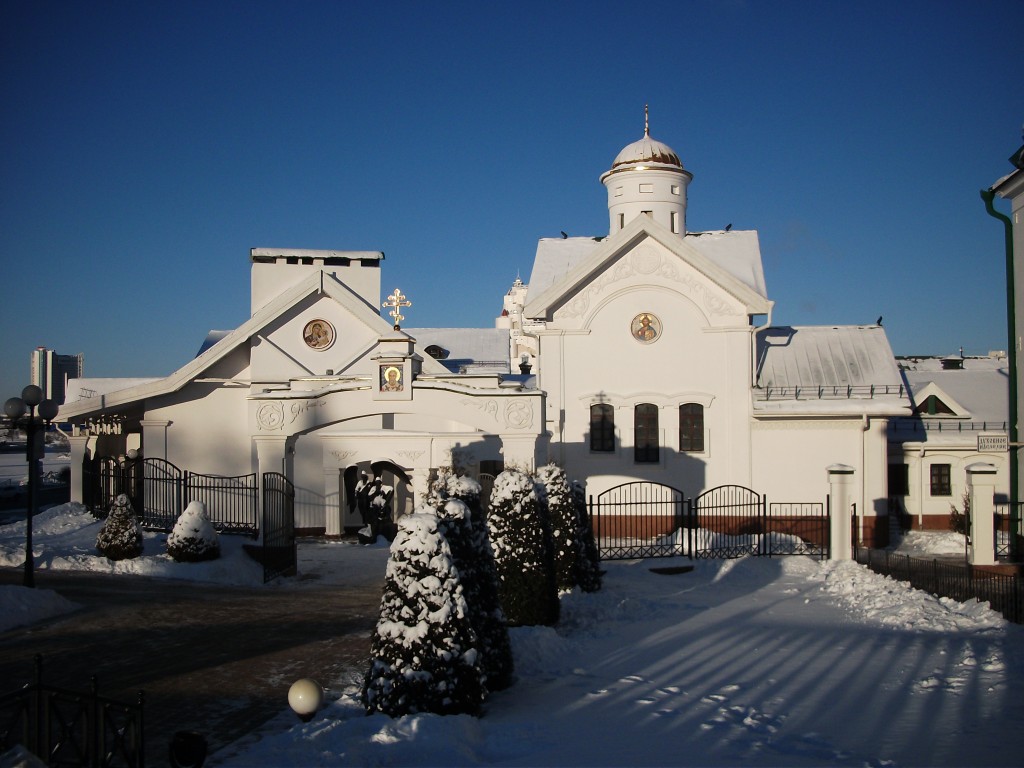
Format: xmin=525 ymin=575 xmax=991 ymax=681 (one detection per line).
xmin=981 ymin=188 xmax=1018 ymax=560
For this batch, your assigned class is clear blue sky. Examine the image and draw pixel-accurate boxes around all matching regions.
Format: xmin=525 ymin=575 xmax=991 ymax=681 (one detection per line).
xmin=1 ymin=0 xmax=1021 ymax=401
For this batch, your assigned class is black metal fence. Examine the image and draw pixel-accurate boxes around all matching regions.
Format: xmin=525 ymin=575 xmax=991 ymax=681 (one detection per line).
xmin=590 ymin=481 xmax=688 ymax=560
xmin=85 ymin=457 xmax=257 ymax=535
xmin=855 ymin=547 xmax=1024 ymax=624
xmin=0 ymin=655 xmax=144 ymax=767
xmin=589 ymin=483 xmax=829 ymax=561
xmin=260 ymin=472 xmax=296 ymax=583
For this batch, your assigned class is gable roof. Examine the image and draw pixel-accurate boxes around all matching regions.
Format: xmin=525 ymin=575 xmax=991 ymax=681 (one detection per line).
xmin=523 ymin=215 xmax=772 ymax=320
xmin=58 ymin=270 xmax=440 ymax=419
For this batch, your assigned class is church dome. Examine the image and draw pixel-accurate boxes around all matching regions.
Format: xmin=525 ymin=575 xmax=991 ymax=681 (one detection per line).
xmin=603 ymin=134 xmax=683 ymax=177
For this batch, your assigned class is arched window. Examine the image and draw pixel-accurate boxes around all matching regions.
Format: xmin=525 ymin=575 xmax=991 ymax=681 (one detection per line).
xmin=679 ymin=403 xmax=704 ymax=452
xmin=590 ymin=403 xmax=615 ymax=452
xmin=634 ymin=403 xmax=659 ymax=463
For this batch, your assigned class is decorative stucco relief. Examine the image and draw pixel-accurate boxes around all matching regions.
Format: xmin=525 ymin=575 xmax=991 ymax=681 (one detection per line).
xmin=503 ymin=399 xmax=534 ymax=430
xmin=329 ymin=450 xmax=357 ymax=462
xmin=289 ymin=399 xmax=324 ymax=423
xmin=461 ymin=398 xmax=499 ymax=422
xmin=256 ymin=402 xmax=285 ymax=431
xmin=559 ymin=246 xmax=741 ymax=320
xmin=396 ymin=449 xmax=425 ymax=462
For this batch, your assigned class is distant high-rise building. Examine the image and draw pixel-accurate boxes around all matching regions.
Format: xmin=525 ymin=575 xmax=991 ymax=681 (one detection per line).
xmin=30 ymin=347 xmax=83 ymax=404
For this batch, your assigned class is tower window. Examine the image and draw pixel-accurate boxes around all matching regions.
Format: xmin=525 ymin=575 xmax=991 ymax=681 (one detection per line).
xmin=618 ymin=213 xmax=625 ymax=230
xmin=670 ymin=211 xmax=679 ymax=234
xmin=614 ymin=186 xmax=624 ymax=197
xmin=641 ymin=210 xmax=653 ymax=218
xmin=671 ymin=185 xmax=680 ymax=195
xmin=639 ymin=183 xmax=653 ymax=193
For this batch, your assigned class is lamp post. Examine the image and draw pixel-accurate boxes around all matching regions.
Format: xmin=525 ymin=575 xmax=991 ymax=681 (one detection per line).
xmin=4 ymin=385 xmax=59 ymax=587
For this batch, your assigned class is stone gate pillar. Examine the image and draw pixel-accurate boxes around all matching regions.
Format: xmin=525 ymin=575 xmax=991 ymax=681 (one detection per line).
xmin=966 ymin=462 xmax=997 ymax=566
xmin=68 ymin=434 xmax=91 ymax=504
xmin=828 ymin=464 xmax=856 ymax=561
xmin=253 ymin=435 xmax=289 ymax=544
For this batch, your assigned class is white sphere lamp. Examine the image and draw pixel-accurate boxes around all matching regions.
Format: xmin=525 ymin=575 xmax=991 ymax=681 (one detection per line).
xmin=287 ymin=678 xmax=324 ymax=722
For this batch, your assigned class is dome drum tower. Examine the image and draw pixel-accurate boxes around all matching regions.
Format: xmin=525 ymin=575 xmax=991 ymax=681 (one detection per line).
xmin=600 ymin=109 xmax=692 ymax=237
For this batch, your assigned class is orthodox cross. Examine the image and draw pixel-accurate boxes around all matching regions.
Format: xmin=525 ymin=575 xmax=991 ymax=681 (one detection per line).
xmin=382 ymin=288 xmax=411 ymax=330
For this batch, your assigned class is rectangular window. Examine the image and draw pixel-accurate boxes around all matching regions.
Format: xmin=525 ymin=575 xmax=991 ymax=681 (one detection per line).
xmin=930 ymin=464 xmax=951 ymax=496
xmin=679 ymin=403 xmax=704 ymax=452
xmin=639 ymin=183 xmax=654 ymax=193
xmin=888 ymin=464 xmax=909 ymax=496
xmin=670 ymin=210 xmax=678 ymax=234
xmin=634 ymin=403 xmax=659 ymax=463
xmin=590 ymin=404 xmax=615 ymax=452
xmin=618 ymin=213 xmax=625 ymax=230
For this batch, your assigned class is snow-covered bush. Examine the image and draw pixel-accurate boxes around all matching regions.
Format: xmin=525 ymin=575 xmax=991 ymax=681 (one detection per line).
xmin=166 ymin=500 xmax=220 ymax=563
xmin=433 ymin=476 xmax=515 ymax=691
xmin=572 ymin=481 xmax=603 ymax=593
xmin=95 ymin=494 xmax=143 ymax=561
xmin=536 ymin=464 xmax=581 ymax=593
xmin=362 ymin=510 xmax=484 ymax=717
xmin=487 ymin=469 xmax=559 ymax=627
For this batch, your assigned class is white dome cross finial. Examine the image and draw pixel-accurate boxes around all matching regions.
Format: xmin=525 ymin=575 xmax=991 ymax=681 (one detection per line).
xmin=644 ymin=104 xmax=649 ymax=137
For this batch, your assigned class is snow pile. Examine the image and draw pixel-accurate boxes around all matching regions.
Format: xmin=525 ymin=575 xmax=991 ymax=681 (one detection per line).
xmin=0 ymin=585 xmax=79 ymax=632
xmin=817 ymin=559 xmax=1006 ymax=632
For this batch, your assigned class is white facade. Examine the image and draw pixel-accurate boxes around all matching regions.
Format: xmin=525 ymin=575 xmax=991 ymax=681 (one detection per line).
xmin=61 ymin=123 xmax=925 ymax=544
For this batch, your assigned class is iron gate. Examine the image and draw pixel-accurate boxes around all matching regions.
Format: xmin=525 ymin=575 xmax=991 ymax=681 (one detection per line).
xmin=261 ymin=472 xmax=296 ymax=583
xmin=693 ymin=485 xmax=829 ymax=559
xmin=589 ymin=482 xmax=829 ymax=561
xmin=590 ymin=481 xmax=689 ymax=559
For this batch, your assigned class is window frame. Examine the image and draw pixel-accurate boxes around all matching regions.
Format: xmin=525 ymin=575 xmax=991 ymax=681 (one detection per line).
xmin=589 ymin=403 xmax=615 ymax=453
xmin=678 ymin=403 xmax=704 ymax=452
xmin=634 ymin=403 xmax=660 ymax=463
xmin=929 ymin=464 xmax=952 ymax=496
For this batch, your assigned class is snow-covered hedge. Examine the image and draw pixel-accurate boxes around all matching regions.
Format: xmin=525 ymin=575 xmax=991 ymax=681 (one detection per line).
xmin=487 ymin=469 xmax=559 ymax=627
xmin=95 ymin=494 xmax=143 ymax=561
xmin=166 ymin=500 xmax=220 ymax=563
xmin=363 ymin=510 xmax=484 ymax=717
xmin=433 ymin=473 xmax=515 ymax=691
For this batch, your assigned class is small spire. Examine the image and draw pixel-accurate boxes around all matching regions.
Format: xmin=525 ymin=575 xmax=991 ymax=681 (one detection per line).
xmin=644 ymin=104 xmax=649 ymax=136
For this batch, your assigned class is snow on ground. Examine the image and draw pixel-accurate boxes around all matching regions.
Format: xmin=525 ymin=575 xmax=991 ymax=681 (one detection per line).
xmin=3 ymin=505 xmax=1023 ymax=766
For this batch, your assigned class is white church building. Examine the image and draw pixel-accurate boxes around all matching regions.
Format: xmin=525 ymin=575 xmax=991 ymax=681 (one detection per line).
xmin=61 ymin=119 xmax=1005 ymax=546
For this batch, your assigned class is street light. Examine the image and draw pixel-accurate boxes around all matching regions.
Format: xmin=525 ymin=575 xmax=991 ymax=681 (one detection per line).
xmin=4 ymin=385 xmax=59 ymax=587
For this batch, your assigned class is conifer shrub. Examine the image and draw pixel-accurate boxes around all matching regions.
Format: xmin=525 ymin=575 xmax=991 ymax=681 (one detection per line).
xmin=430 ymin=467 xmax=515 ymax=691
xmin=362 ymin=510 xmax=484 ymax=717
xmin=166 ymin=500 xmax=221 ymax=563
xmin=536 ymin=464 xmax=581 ymax=593
xmin=487 ymin=468 xmax=559 ymax=627
xmin=95 ymin=493 xmax=143 ymax=561
xmin=572 ymin=481 xmax=603 ymax=593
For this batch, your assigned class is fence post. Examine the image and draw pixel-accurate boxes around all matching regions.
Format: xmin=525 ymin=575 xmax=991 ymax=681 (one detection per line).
xmin=966 ymin=462 xmax=997 ymax=566
xmin=827 ymin=464 xmax=856 ymax=561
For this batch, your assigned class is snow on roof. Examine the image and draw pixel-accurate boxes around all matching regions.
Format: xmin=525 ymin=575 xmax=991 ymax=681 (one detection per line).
xmin=406 ymin=328 xmax=510 ymax=374
xmin=525 ymin=230 xmax=767 ymax=306
xmin=900 ymin=356 xmax=1008 ymax=424
xmin=62 ymin=377 xmax=162 ymax=406
xmin=754 ymin=325 xmax=909 ymax=417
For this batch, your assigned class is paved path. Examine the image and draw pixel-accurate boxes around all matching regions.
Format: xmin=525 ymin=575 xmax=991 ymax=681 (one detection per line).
xmin=0 ymin=568 xmax=384 ymax=766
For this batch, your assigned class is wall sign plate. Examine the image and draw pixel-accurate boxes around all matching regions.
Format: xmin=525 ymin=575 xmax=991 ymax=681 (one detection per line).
xmin=631 ymin=313 xmax=661 ymax=343
xmin=303 ymin=319 xmax=335 ymax=350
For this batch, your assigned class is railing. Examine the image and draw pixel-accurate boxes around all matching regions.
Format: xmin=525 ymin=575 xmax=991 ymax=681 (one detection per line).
xmin=892 ymin=420 xmax=1009 ymax=433
xmin=0 ymin=655 xmax=145 ymax=767
xmin=757 ymin=383 xmax=905 ymax=400
xmin=855 ymin=547 xmax=1024 ymax=624
xmin=87 ymin=458 xmax=258 ymax=536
